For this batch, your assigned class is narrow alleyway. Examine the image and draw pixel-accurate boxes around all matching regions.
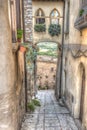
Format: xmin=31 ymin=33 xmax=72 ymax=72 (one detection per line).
xmin=21 ymin=90 xmax=78 ymax=130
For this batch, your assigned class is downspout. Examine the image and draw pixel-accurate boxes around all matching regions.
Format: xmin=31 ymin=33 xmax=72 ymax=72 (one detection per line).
xmin=59 ymin=0 xmax=65 ymax=98
xmin=24 ymin=53 xmax=28 ymax=112
xmin=22 ymin=0 xmax=26 ymax=42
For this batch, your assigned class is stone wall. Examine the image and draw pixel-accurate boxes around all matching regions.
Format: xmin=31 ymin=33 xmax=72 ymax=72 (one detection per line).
xmin=0 ymin=1 xmax=26 ymax=130
xmin=27 ymin=68 xmax=35 ymax=103
xmin=36 ymin=56 xmax=57 ymax=90
xmin=24 ymin=0 xmax=33 ymax=42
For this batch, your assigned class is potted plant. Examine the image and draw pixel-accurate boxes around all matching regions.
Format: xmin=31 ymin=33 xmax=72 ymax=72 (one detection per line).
xmin=17 ymin=29 xmax=23 ymax=42
xmin=20 ymin=46 xmax=26 ymax=53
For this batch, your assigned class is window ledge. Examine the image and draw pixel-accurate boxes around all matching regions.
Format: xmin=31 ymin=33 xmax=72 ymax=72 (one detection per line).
xmin=12 ymin=42 xmax=19 ymax=53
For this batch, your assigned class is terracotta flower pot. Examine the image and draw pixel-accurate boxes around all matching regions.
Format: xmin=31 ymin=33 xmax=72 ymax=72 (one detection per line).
xmin=20 ymin=46 xmax=26 ymax=53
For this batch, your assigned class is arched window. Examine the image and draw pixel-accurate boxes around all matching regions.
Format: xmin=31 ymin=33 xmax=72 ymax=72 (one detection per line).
xmin=50 ymin=9 xmax=59 ymax=24
xmin=36 ymin=8 xmax=45 ymax=24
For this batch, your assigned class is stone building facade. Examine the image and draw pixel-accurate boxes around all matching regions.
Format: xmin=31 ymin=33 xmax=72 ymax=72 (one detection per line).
xmin=0 ymin=1 xmax=26 ymax=130
xmin=56 ymin=0 xmax=87 ymax=129
xmin=36 ymin=56 xmax=57 ymax=90
xmin=23 ymin=0 xmax=64 ymax=104
xmin=24 ymin=0 xmax=64 ymax=44
xmin=32 ymin=0 xmax=64 ymax=44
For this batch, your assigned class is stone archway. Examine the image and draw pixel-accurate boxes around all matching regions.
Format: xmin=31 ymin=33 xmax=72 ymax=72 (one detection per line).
xmin=35 ymin=41 xmax=60 ymax=91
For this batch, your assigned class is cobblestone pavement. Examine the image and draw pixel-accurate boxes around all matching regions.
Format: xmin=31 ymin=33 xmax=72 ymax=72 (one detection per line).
xmin=21 ymin=90 xmax=78 ymax=130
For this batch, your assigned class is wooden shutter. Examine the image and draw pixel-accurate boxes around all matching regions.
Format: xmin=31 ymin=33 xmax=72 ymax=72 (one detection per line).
xmin=16 ymin=0 xmax=21 ymax=29
xmin=10 ymin=0 xmax=17 ymax=43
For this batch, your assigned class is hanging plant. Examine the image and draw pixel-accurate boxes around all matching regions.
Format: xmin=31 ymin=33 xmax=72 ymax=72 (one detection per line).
xmin=48 ymin=24 xmax=61 ymax=37
xmin=34 ymin=24 xmax=46 ymax=32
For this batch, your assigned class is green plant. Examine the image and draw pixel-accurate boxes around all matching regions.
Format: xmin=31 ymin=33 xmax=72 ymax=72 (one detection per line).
xmin=34 ymin=24 xmax=46 ymax=32
xmin=32 ymin=99 xmax=41 ymax=106
xmin=17 ymin=29 xmax=23 ymax=39
xmin=79 ymin=9 xmax=84 ymax=16
xmin=48 ymin=24 xmax=61 ymax=36
xmin=27 ymin=101 xmax=35 ymax=111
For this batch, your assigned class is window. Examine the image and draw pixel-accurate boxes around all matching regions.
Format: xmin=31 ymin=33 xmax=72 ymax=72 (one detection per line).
xmin=50 ymin=9 xmax=59 ymax=24
xmin=36 ymin=8 xmax=45 ymax=24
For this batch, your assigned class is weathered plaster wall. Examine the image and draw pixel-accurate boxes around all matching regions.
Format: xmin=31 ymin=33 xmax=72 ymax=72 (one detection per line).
xmin=81 ymin=28 xmax=87 ymax=44
xmin=12 ymin=51 xmax=26 ymax=130
xmin=0 ymin=1 xmax=25 ymax=130
xmin=32 ymin=1 xmax=64 ymax=43
xmin=61 ymin=0 xmax=87 ymax=129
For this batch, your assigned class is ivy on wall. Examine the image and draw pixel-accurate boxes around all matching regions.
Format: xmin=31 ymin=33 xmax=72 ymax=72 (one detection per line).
xmin=34 ymin=24 xmax=46 ymax=32
xmin=48 ymin=24 xmax=61 ymax=36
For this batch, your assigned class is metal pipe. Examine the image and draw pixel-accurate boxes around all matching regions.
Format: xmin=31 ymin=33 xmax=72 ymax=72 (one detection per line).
xmin=59 ymin=0 xmax=65 ymax=98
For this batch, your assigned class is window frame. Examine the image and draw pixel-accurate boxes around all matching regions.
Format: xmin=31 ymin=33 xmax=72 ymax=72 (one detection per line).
xmin=35 ymin=8 xmax=45 ymax=24
xmin=50 ymin=9 xmax=60 ymax=24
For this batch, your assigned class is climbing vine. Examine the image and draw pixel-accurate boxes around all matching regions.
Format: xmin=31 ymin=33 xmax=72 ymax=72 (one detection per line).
xmin=21 ymin=43 xmax=39 ymax=72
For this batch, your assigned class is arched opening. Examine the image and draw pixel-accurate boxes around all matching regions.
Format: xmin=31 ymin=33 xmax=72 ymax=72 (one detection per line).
xmin=35 ymin=8 xmax=45 ymax=24
xmin=36 ymin=41 xmax=58 ymax=91
xmin=50 ymin=9 xmax=60 ymax=24
xmin=79 ymin=63 xmax=85 ymax=123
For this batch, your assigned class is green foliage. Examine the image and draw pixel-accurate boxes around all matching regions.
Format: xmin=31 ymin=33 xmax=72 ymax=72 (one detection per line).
xmin=79 ymin=9 xmax=84 ymax=16
xmin=27 ymin=101 xmax=35 ymax=111
xmin=48 ymin=24 xmax=61 ymax=36
xmin=37 ymin=42 xmax=58 ymax=57
xmin=27 ymin=99 xmax=41 ymax=111
xmin=17 ymin=29 xmax=23 ymax=39
xmin=26 ymin=45 xmax=37 ymax=63
xmin=34 ymin=24 xmax=46 ymax=32
xmin=21 ymin=43 xmax=38 ymax=72
xmin=32 ymin=99 xmax=41 ymax=106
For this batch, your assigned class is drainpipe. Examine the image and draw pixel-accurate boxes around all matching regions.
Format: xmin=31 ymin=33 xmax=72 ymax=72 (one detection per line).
xmin=22 ymin=0 xmax=26 ymax=42
xmin=24 ymin=53 xmax=28 ymax=112
xmin=59 ymin=0 xmax=65 ymax=98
